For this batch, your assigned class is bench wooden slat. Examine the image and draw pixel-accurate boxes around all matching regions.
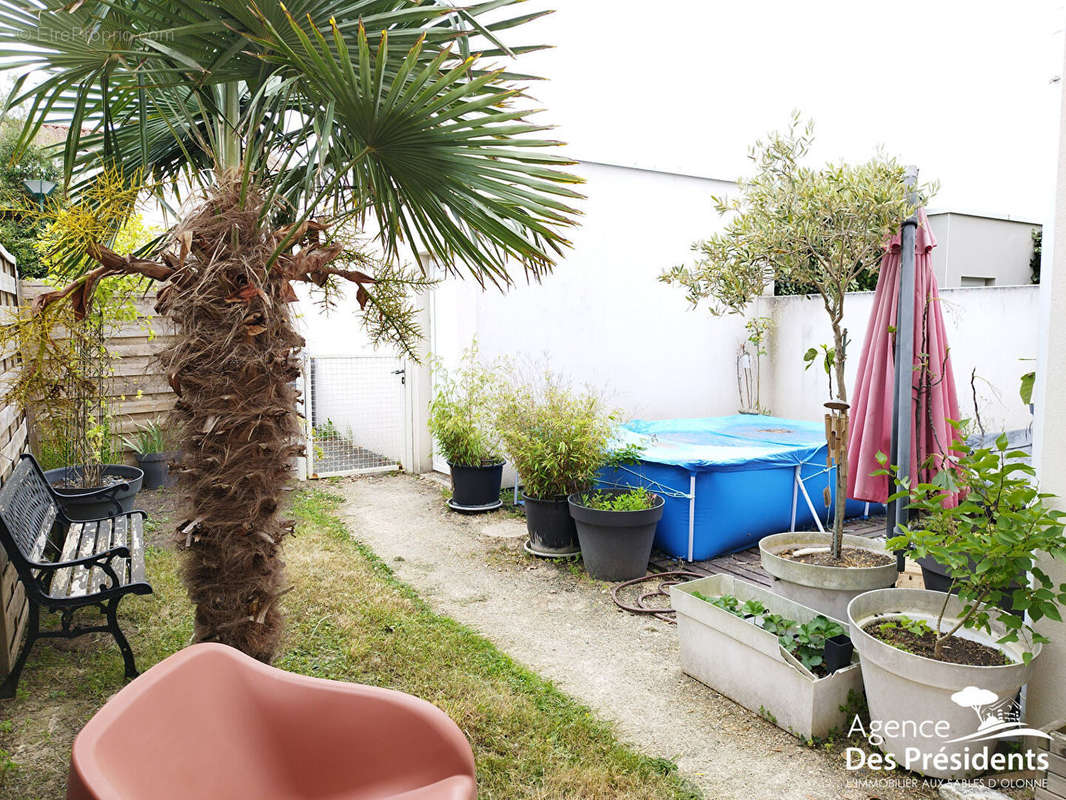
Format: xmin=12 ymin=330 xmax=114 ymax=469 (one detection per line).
xmin=49 ymin=523 xmax=85 ymax=598
xmin=111 ymin=514 xmax=129 ymax=585
xmin=129 ymin=514 xmax=146 ymax=584
xmin=67 ymin=521 xmax=103 ymax=599
xmin=28 ymin=503 xmax=57 ymax=563
xmin=86 ymin=518 xmax=116 ymax=596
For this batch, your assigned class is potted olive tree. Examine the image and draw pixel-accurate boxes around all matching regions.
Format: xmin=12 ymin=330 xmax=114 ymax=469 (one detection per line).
xmin=846 ymin=437 xmax=1066 ymax=780
xmin=496 ymin=369 xmax=616 ymax=556
xmin=428 ymin=342 xmax=504 ymax=512
xmin=661 ymin=116 xmax=923 ymax=616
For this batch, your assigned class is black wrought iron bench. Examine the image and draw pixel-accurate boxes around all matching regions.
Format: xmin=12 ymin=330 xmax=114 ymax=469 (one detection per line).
xmin=0 ymin=454 xmax=153 ymax=698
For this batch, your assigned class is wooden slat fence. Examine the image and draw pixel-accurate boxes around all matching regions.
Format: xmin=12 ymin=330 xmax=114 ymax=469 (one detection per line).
xmin=0 ymin=246 xmax=30 ymax=677
xmin=20 ymin=281 xmax=177 ymax=461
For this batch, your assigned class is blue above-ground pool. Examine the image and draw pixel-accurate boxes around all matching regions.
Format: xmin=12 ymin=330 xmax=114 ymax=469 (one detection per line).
xmin=598 ymin=415 xmax=878 ymax=562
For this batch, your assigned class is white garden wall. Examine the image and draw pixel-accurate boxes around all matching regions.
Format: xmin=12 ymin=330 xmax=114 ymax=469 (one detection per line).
xmin=295 ymin=159 xmax=1040 ymax=476
xmin=761 ymin=285 xmax=1038 ymax=436
xmin=430 ymin=161 xmax=746 ymax=421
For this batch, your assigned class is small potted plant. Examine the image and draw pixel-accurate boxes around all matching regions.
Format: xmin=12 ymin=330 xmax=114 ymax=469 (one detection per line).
xmin=567 ymin=487 xmax=663 ymax=581
xmin=846 ymin=436 xmax=1066 ymax=779
xmin=428 ymin=341 xmax=504 ymax=511
xmin=496 ymin=369 xmax=616 ymax=556
xmin=123 ymin=420 xmax=177 ymax=490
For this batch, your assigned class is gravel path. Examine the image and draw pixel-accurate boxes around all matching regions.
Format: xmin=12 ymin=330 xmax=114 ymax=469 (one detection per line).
xmin=335 ymin=473 xmax=934 ymax=800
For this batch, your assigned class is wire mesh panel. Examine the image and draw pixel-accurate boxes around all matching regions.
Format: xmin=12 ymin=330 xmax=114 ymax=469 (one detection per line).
xmin=306 ymin=356 xmax=407 ymax=477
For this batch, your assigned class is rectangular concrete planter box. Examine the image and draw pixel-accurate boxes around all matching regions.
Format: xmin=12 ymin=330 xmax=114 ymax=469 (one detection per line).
xmin=670 ymin=574 xmax=864 ymax=740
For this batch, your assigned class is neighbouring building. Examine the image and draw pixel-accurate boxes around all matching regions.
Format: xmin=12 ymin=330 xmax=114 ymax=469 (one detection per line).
xmin=926 ymin=210 xmax=1040 ymax=287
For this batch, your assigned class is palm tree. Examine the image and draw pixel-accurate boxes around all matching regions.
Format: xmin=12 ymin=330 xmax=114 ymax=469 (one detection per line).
xmin=0 ymin=0 xmax=580 ymax=662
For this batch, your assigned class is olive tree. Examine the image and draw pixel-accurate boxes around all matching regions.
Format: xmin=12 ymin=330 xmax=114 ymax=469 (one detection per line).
xmin=661 ymin=116 xmax=921 ymax=559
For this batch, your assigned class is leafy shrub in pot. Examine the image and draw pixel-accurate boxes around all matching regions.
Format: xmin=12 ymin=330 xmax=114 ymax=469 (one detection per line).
xmin=428 ymin=341 xmax=504 ymax=510
xmin=568 ymin=488 xmax=664 ymax=581
xmin=846 ymin=437 xmax=1066 ymax=779
xmin=496 ymin=369 xmax=618 ymax=555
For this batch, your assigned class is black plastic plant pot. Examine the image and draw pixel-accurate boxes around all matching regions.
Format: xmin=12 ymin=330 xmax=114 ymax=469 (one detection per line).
xmin=567 ymin=491 xmax=665 ymax=581
xmin=917 ymin=554 xmax=1023 ymax=617
xmin=43 ymin=464 xmax=143 ymax=521
xmin=823 ymin=633 xmax=854 ymax=674
xmin=523 ymin=494 xmax=580 ymax=556
xmin=137 ymin=451 xmax=179 ymax=490
xmin=448 ymin=461 xmax=504 ymax=511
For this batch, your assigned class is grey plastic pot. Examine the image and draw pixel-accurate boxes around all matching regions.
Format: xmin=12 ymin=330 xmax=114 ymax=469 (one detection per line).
xmin=848 ymin=588 xmax=1039 ymax=780
xmin=523 ymin=494 xmax=580 ymax=556
xmin=44 ymin=464 xmax=143 ymax=521
xmin=136 ymin=451 xmax=179 ymax=490
xmin=760 ymin=531 xmax=898 ymax=620
xmin=567 ymin=491 xmax=664 ymax=581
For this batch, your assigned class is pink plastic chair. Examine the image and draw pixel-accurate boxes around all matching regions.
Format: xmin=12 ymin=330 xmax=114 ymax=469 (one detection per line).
xmin=67 ymin=643 xmax=477 ymax=800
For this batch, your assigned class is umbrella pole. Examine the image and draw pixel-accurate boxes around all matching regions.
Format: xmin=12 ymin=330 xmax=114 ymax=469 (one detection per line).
xmin=888 ymin=166 xmax=920 ymax=570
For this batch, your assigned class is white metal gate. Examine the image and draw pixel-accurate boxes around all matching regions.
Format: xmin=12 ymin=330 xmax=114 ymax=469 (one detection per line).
xmin=303 ymin=354 xmax=408 ymax=478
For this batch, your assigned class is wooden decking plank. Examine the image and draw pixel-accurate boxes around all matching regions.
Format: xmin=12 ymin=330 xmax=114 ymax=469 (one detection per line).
xmin=648 ymin=516 xmax=888 ymax=588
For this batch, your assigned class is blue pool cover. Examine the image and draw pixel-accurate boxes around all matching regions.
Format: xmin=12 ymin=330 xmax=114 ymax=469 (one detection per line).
xmin=599 ymin=415 xmax=876 ymax=561
xmin=612 ymin=415 xmax=832 ymax=471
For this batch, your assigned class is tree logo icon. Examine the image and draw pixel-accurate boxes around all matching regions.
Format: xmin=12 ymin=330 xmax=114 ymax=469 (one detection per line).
xmin=947 ymin=686 xmax=1051 ymax=744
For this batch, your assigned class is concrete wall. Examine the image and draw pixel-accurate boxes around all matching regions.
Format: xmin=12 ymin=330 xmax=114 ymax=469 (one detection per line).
xmin=295 ymin=159 xmax=1041 ymax=483
xmin=429 ymin=161 xmax=745 ymax=422
xmin=762 ymin=286 xmax=1038 ymax=436
xmin=927 ymin=212 xmax=1039 ymax=288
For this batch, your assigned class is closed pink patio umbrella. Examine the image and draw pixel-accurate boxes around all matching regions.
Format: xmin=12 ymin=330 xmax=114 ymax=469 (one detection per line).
xmin=846 ymin=207 xmax=961 ymax=507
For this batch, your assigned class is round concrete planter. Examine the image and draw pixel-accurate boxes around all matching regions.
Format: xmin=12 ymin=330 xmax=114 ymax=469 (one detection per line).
xmin=759 ymin=532 xmax=898 ymax=620
xmin=848 ymin=588 xmax=1039 ymax=780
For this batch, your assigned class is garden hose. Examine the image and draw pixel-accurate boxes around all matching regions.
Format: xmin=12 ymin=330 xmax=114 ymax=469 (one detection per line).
xmin=611 ymin=571 xmax=704 ymax=624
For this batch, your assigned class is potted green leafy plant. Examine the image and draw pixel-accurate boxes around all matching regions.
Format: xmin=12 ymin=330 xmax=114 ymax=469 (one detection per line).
xmin=123 ymin=420 xmax=177 ymax=490
xmin=496 ymin=370 xmax=617 ymax=556
xmin=567 ymin=487 xmax=664 ymax=581
xmin=845 ymin=436 xmax=1066 ymax=779
xmin=428 ymin=341 xmax=504 ymax=511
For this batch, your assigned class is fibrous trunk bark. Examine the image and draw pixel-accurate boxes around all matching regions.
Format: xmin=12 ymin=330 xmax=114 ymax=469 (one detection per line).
xmin=155 ymin=181 xmax=304 ymax=662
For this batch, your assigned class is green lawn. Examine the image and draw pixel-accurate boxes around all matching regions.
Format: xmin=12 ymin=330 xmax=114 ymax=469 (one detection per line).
xmin=0 ymin=487 xmax=700 ymax=800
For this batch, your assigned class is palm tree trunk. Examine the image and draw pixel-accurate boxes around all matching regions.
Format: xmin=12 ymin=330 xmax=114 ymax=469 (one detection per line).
xmin=156 ymin=180 xmax=303 ymax=661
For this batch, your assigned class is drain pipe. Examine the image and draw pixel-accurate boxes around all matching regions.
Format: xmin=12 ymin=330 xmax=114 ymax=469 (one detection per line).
xmin=888 ymin=166 xmax=919 ymax=570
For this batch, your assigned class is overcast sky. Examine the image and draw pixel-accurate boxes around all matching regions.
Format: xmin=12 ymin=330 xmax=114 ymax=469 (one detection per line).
xmin=511 ymin=1 xmax=1065 ymax=222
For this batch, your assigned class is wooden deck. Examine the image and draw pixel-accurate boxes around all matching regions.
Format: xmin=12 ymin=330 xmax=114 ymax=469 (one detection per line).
xmin=648 ymin=515 xmax=889 ymax=588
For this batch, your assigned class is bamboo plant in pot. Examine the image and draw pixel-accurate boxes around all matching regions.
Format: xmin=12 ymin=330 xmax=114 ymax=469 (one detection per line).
xmin=428 ymin=342 xmax=504 ymax=512
xmin=846 ymin=437 xmax=1066 ymax=780
xmin=496 ymin=370 xmax=617 ymax=557
xmin=3 ymin=296 xmax=144 ymax=520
